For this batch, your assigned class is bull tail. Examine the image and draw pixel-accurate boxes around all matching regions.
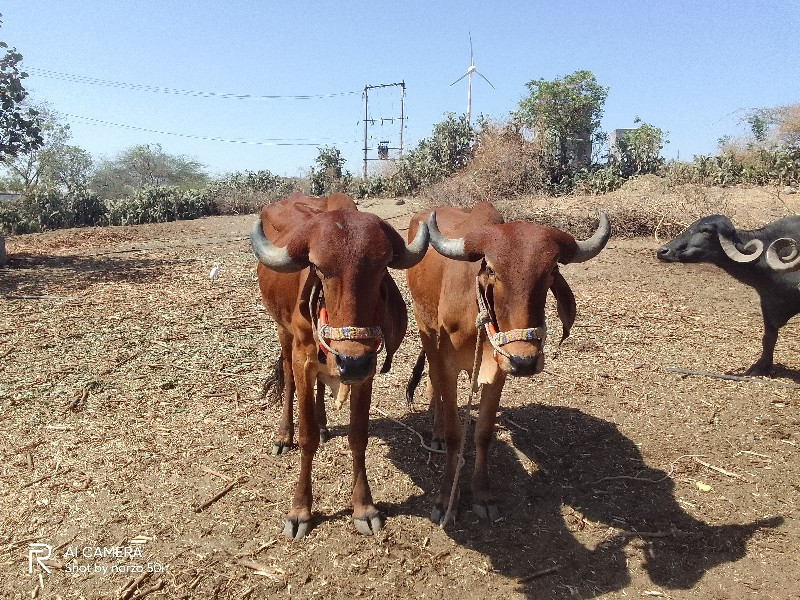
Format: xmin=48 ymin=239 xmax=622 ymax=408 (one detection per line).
xmin=262 ymin=354 xmax=285 ymax=404
xmin=405 ymin=349 xmax=426 ymax=408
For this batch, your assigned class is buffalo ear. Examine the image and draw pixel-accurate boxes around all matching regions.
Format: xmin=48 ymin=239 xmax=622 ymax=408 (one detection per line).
xmin=550 ymin=269 xmax=576 ymax=343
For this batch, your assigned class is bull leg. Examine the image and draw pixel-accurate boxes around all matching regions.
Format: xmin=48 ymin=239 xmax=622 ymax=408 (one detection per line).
xmin=273 ymin=331 xmax=296 ymax=456
xmin=471 ymin=379 xmax=505 ymax=521
xmin=348 ymin=379 xmax=383 ymax=535
xmin=283 ymin=355 xmax=319 ymax=539
xmin=427 ymin=357 xmax=462 ymax=525
xmin=315 ymin=380 xmax=331 ymax=442
xmin=427 ymin=377 xmax=445 ymax=451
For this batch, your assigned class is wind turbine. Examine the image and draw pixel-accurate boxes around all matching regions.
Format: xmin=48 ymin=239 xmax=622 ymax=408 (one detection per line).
xmin=450 ymin=34 xmax=494 ymax=122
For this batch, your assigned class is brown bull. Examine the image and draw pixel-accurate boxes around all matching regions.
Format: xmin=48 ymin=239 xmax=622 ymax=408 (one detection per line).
xmin=406 ymin=201 xmax=610 ymax=524
xmin=252 ymin=192 xmax=429 ymax=538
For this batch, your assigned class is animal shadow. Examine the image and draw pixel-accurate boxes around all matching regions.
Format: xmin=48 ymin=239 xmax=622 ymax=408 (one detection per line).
xmin=375 ymin=404 xmax=782 ymax=599
xmin=0 ymin=252 xmax=193 ymax=295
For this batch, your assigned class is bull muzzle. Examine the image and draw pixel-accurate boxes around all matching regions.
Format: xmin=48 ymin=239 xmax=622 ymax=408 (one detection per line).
xmin=499 ymin=351 xmax=544 ymax=377
xmin=334 ymin=352 xmax=378 ymax=383
xmin=485 ymin=324 xmax=547 ymax=377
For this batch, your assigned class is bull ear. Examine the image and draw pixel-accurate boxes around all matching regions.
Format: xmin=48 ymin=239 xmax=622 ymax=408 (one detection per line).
xmin=570 ymin=211 xmax=611 ymax=263
xmin=250 ymin=220 xmax=309 ymax=272
xmin=550 ymin=269 xmax=576 ymax=343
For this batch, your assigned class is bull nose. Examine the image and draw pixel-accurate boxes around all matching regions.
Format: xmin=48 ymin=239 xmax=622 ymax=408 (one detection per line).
xmin=335 ymin=353 xmax=376 ymax=383
xmin=656 ymin=246 xmax=671 ymax=260
xmin=507 ymin=354 xmax=540 ymax=377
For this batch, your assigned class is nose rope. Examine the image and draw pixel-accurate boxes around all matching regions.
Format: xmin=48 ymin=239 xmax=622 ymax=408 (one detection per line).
xmin=474 ymin=276 xmax=546 ymax=360
xmin=308 ymin=280 xmax=385 ymax=361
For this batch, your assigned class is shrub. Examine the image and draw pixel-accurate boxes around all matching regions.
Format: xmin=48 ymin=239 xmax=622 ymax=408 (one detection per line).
xmin=208 ymin=170 xmax=298 ymax=214
xmin=0 ymin=189 xmax=104 ymax=233
xmin=663 ymin=145 xmax=800 ymax=187
xmin=104 ymin=186 xmax=216 ymax=226
xmin=389 ymin=113 xmax=475 ymax=196
xmin=572 ymin=165 xmax=625 ymax=195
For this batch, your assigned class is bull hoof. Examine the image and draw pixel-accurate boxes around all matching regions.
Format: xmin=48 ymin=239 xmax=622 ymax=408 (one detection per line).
xmin=283 ymin=517 xmax=311 ymax=539
xmin=353 ymin=514 xmax=383 ymax=535
xmin=431 ymin=503 xmax=458 ymax=526
xmin=429 ymin=438 xmax=445 ymax=452
xmin=272 ymin=442 xmax=292 ymax=456
xmin=473 ymin=502 xmax=500 ymax=522
xmin=320 ymin=428 xmax=331 ymax=443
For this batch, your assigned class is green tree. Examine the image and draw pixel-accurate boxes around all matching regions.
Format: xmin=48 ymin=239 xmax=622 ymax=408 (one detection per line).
xmin=514 ymin=70 xmax=608 ymax=174
xmin=612 ymin=118 xmax=668 ymax=177
xmin=91 ymin=143 xmax=208 ymax=199
xmin=390 ymin=113 xmax=474 ymax=195
xmin=1 ymin=103 xmax=93 ymax=196
xmin=0 ymin=29 xmax=42 ymax=159
xmin=310 ymin=146 xmax=351 ymax=195
xmin=747 ymin=113 xmax=769 ymax=144
xmin=1 ymin=13 xmax=44 ymax=264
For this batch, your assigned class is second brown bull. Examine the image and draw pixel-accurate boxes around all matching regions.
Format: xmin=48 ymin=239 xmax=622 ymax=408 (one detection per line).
xmin=406 ymin=201 xmax=610 ymax=524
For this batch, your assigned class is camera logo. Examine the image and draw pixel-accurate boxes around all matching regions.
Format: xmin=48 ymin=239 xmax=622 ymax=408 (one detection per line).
xmin=28 ymin=543 xmax=53 ymax=574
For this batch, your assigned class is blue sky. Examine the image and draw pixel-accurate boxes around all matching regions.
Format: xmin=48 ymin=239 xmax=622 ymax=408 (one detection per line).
xmin=3 ymin=1 xmax=799 ymax=179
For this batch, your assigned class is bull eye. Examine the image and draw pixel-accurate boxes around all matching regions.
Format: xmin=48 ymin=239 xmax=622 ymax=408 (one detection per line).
xmin=485 ymin=265 xmax=496 ymax=277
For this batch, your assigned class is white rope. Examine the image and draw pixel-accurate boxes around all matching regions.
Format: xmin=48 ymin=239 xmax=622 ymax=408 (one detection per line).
xmin=440 ymin=280 xmax=488 ymax=527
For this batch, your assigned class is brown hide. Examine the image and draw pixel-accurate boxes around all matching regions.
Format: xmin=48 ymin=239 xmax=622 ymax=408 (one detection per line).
xmin=254 ymin=193 xmax=410 ymax=538
xmin=405 ymin=201 xmax=604 ymax=524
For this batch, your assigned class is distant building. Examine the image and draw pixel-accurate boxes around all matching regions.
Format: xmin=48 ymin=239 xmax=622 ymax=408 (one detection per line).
xmin=0 ymin=191 xmax=21 ymax=202
xmin=566 ymin=133 xmax=593 ymax=169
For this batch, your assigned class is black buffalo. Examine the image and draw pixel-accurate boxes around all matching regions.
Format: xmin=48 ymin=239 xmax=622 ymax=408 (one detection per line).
xmin=657 ymin=214 xmax=800 ymax=375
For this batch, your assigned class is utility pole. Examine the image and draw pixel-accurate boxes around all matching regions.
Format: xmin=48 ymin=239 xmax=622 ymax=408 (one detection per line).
xmin=362 ymin=81 xmax=406 ymax=178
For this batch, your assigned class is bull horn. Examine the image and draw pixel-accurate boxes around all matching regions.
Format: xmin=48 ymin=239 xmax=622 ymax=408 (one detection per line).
xmin=571 ymin=211 xmax=611 ymax=263
xmin=718 ymin=233 xmax=764 ymax=263
xmin=250 ymin=220 xmax=309 ymax=272
xmin=389 ymin=221 xmax=430 ymax=269
xmin=427 ymin=211 xmax=474 ymax=261
xmin=765 ymin=237 xmax=800 ymax=271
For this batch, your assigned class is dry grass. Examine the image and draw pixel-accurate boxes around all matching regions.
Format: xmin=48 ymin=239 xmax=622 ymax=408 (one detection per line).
xmin=1 ymin=189 xmax=799 ymax=599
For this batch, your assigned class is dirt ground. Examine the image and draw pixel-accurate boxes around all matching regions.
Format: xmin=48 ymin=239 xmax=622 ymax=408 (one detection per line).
xmin=1 ymin=189 xmax=799 ymax=599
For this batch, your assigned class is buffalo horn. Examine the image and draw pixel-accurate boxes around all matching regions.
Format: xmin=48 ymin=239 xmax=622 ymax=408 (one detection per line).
xmin=571 ymin=211 xmax=611 ymax=263
xmin=427 ymin=211 xmax=474 ymax=261
xmin=765 ymin=237 xmax=800 ymax=271
xmin=718 ymin=234 xmax=764 ymax=263
xmin=250 ymin=220 xmax=309 ymax=272
xmin=390 ymin=221 xmax=430 ymax=269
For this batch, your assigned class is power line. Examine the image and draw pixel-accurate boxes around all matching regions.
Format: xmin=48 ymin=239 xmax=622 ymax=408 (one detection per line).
xmin=29 ymin=67 xmax=362 ymax=100
xmin=64 ymin=113 xmax=359 ymax=147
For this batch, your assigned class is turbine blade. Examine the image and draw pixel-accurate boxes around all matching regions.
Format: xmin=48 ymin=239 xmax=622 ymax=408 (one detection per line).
xmin=475 ymin=70 xmax=495 ymax=89
xmin=469 ymin=33 xmax=474 ymax=65
xmin=450 ymin=72 xmax=469 ymax=86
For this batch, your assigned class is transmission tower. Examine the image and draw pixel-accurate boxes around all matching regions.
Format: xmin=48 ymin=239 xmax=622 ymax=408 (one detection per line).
xmin=362 ymin=82 xmax=406 ymax=178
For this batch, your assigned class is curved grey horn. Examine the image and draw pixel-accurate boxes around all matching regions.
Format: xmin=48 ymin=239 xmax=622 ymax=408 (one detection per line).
xmin=718 ymin=233 xmax=764 ymax=263
xmin=427 ymin=211 xmax=474 ymax=261
xmin=571 ymin=211 xmax=611 ymax=263
xmin=390 ymin=221 xmax=430 ymax=269
xmin=250 ymin=220 xmax=308 ymax=273
xmin=765 ymin=237 xmax=800 ymax=271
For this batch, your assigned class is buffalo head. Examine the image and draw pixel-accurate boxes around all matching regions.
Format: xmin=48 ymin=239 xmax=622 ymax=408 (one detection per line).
xmin=656 ymin=215 xmax=764 ymax=265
